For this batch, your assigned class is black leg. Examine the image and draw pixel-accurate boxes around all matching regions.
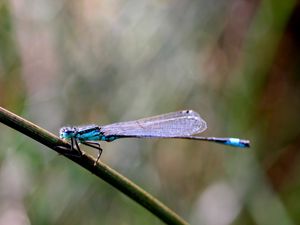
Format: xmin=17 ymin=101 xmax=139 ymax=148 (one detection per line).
xmin=57 ymin=138 xmax=82 ymax=158
xmin=70 ymin=138 xmax=75 ymax=151
xmin=73 ymin=138 xmax=83 ymax=156
xmin=82 ymin=141 xmax=103 ymax=165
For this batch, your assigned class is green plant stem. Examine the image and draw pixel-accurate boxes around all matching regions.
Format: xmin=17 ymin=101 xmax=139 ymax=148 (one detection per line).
xmin=0 ymin=106 xmax=189 ymax=225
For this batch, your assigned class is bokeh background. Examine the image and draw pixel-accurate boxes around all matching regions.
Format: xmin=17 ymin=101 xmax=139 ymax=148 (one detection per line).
xmin=1 ymin=0 xmax=300 ymax=224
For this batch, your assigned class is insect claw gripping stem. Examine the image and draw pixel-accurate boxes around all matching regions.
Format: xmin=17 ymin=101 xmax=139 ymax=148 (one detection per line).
xmin=59 ymin=138 xmax=83 ymax=157
xmin=71 ymin=138 xmax=83 ymax=156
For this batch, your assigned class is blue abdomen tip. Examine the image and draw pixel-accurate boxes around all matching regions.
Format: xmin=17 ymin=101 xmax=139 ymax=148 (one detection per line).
xmin=226 ymin=138 xmax=250 ymax=148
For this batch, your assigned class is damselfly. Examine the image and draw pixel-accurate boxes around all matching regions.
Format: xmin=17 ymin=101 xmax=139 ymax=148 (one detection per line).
xmin=60 ymin=110 xmax=250 ymax=164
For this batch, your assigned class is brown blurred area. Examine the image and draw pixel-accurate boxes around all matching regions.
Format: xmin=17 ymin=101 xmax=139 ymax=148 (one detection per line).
xmin=264 ymin=4 xmax=300 ymax=191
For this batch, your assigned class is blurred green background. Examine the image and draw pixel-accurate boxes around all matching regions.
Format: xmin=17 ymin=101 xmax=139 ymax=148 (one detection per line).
xmin=1 ymin=0 xmax=300 ymax=224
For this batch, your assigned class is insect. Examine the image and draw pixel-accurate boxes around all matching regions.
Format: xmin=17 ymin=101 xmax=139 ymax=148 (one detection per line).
xmin=60 ymin=110 xmax=250 ymax=164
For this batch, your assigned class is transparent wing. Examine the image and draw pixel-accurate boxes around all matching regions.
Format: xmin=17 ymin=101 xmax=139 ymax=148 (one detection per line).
xmin=100 ymin=110 xmax=207 ymax=137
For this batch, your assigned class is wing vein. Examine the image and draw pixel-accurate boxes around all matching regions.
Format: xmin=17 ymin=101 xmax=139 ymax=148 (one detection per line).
xmin=100 ymin=110 xmax=207 ymax=137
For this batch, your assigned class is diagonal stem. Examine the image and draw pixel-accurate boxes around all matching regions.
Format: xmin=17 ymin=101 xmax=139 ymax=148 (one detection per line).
xmin=0 ymin=106 xmax=188 ymax=225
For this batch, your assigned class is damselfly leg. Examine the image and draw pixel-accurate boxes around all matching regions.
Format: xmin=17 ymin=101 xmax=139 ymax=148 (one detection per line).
xmin=81 ymin=141 xmax=103 ymax=165
xmin=70 ymin=137 xmax=83 ymax=156
xmin=56 ymin=137 xmax=82 ymax=158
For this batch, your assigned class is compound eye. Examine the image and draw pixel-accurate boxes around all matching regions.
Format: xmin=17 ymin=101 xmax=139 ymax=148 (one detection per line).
xmin=59 ymin=127 xmax=74 ymax=139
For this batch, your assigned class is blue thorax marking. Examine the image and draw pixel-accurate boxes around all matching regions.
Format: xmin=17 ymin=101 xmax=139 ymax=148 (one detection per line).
xmin=74 ymin=125 xmax=119 ymax=142
xmin=75 ymin=125 xmax=101 ymax=141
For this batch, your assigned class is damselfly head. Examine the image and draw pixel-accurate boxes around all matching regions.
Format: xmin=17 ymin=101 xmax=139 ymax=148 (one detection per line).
xmin=59 ymin=127 xmax=76 ymax=139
